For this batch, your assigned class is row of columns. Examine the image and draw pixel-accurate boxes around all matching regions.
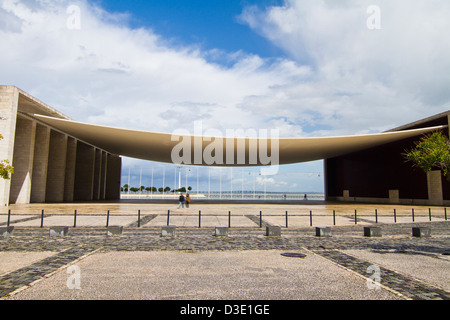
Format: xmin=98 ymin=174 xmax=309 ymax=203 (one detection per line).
xmin=8 ymin=115 xmax=121 ymax=205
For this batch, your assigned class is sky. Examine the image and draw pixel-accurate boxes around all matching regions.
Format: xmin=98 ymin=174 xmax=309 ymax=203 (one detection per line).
xmin=1 ymin=0 xmax=449 ymax=193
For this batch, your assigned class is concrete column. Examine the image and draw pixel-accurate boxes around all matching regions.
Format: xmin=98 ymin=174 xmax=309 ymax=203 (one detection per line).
xmin=30 ymin=124 xmax=50 ymax=203
xmin=74 ymin=141 xmax=95 ymax=201
xmin=427 ymin=170 xmax=443 ymax=206
xmin=389 ymin=189 xmax=400 ymax=204
xmin=64 ymin=137 xmax=77 ymax=202
xmin=45 ymin=130 xmax=68 ymax=202
xmin=99 ymin=151 xmax=107 ymax=200
xmin=343 ymin=190 xmax=350 ymax=201
xmin=447 ymin=113 xmax=450 ymax=137
xmin=93 ymin=148 xmax=102 ymax=200
xmin=9 ymin=116 xmax=36 ymax=204
xmin=105 ymin=154 xmax=122 ymax=200
xmin=0 ymin=86 xmax=19 ymax=206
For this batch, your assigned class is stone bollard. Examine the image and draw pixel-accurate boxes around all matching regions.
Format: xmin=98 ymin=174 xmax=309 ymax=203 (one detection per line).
xmin=106 ymin=226 xmax=124 ymax=236
xmin=412 ymin=227 xmax=431 ymax=238
xmin=49 ymin=226 xmax=69 ymax=237
xmin=161 ymin=225 xmax=176 ymax=237
xmin=265 ymin=225 xmax=281 ymax=237
xmin=0 ymin=226 xmax=14 ymax=238
xmin=214 ymin=226 xmax=229 ymax=237
xmin=316 ymin=226 xmax=332 ymax=237
xmin=364 ymin=226 xmax=382 ymax=237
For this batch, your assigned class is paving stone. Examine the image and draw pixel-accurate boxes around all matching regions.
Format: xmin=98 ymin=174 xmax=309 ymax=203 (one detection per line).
xmin=0 ymin=220 xmax=448 ymax=300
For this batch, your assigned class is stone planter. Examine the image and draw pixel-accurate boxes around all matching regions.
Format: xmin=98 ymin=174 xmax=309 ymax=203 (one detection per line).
xmin=427 ymin=170 xmax=443 ymax=206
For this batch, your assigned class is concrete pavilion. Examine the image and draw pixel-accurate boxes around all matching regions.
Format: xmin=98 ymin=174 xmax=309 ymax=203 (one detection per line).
xmin=0 ymin=85 xmax=448 ymax=206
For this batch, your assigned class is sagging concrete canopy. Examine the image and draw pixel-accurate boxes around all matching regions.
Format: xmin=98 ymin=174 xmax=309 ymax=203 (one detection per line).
xmin=4 ymin=85 xmax=446 ymax=206
xmin=33 ymin=114 xmax=445 ymax=166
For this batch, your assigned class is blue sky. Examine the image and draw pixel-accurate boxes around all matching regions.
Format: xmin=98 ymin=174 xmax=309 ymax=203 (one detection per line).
xmin=95 ymin=0 xmax=323 ymax=192
xmin=98 ymin=0 xmax=286 ymax=61
xmin=1 ymin=0 xmax=449 ymax=193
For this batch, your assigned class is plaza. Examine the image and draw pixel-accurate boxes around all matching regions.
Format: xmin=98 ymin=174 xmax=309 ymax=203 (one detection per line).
xmin=0 ymin=201 xmax=449 ymax=302
xmin=1 ymin=1 xmax=450 ymax=311
xmin=0 ymin=86 xmax=449 ymax=305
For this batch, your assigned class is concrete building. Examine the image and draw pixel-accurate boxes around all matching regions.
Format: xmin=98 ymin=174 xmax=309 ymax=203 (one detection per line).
xmin=325 ymin=111 xmax=450 ymax=206
xmin=0 ymin=86 xmax=121 ymax=206
xmin=1 ymin=85 xmax=447 ymax=206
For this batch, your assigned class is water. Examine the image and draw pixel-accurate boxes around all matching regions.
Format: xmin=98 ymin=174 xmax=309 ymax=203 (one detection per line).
xmin=122 ymin=191 xmax=324 ymax=201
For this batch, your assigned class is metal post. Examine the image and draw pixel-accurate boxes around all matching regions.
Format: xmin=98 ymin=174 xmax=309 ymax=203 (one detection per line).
xmin=138 ymin=210 xmax=141 ymax=228
xmin=412 ymin=208 xmax=415 ymax=222
xmin=73 ymin=210 xmax=77 ymax=228
xmin=106 ymin=210 xmax=110 ymax=227
xmin=310 ymin=210 xmax=312 ymax=227
xmin=167 ymin=210 xmax=170 ymax=226
xmin=375 ymin=209 xmax=378 ymax=224
xmin=285 ymin=211 xmax=288 ymax=228
xmin=7 ymin=209 xmax=11 ymax=227
xmin=394 ymin=209 xmax=396 ymax=223
xmin=333 ymin=210 xmax=336 ymax=226
xmin=228 ymin=211 xmax=231 ymax=228
xmin=199 ymin=210 xmax=201 ymax=228
xmin=40 ymin=210 xmax=44 ymax=228
xmin=429 ymin=208 xmax=432 ymax=221
xmin=445 ymin=208 xmax=447 ymax=221
xmin=354 ymin=209 xmax=357 ymax=224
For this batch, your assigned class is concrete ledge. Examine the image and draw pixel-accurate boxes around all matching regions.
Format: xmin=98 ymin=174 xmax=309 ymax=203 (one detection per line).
xmin=316 ymin=226 xmax=332 ymax=237
xmin=412 ymin=227 xmax=431 ymax=238
xmin=107 ymin=225 xmax=124 ymax=236
xmin=214 ymin=226 xmax=229 ymax=237
xmin=0 ymin=226 xmax=14 ymax=238
xmin=161 ymin=225 xmax=176 ymax=237
xmin=364 ymin=226 xmax=382 ymax=237
xmin=49 ymin=226 xmax=69 ymax=237
xmin=265 ymin=225 xmax=281 ymax=237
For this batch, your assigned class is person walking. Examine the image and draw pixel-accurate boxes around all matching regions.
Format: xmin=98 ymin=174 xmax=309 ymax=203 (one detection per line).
xmin=178 ymin=193 xmax=185 ymax=209
xmin=185 ymin=193 xmax=191 ymax=208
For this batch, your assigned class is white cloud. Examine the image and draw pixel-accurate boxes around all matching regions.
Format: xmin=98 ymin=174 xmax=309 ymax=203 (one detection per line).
xmin=0 ymin=0 xmax=310 ymax=137
xmin=2 ymin=0 xmax=449 ymax=192
xmin=239 ymin=0 xmax=450 ymax=135
xmin=3 ymin=0 xmax=446 ymax=138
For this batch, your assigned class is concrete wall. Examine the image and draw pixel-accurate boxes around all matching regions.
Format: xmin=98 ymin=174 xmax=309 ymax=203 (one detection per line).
xmin=0 ymin=86 xmax=19 ymax=206
xmin=45 ymin=130 xmax=68 ymax=202
xmin=9 ymin=116 xmax=36 ymax=204
xmin=0 ymin=86 xmax=122 ymax=205
xmin=30 ymin=124 xmax=50 ymax=202
xmin=105 ymin=154 xmax=122 ymax=200
xmin=73 ymin=141 xmax=96 ymax=201
xmin=64 ymin=137 xmax=77 ymax=202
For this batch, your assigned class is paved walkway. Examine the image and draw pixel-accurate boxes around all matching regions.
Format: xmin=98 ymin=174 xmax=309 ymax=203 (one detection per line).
xmin=0 ymin=202 xmax=449 ymax=302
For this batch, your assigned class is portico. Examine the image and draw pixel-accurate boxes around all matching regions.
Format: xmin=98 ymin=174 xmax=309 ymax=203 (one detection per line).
xmin=0 ymin=85 xmax=448 ymax=206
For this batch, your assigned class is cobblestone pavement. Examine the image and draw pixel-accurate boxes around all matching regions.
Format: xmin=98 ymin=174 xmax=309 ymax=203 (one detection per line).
xmin=310 ymin=249 xmax=450 ymax=300
xmin=0 ymin=220 xmax=449 ymax=300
